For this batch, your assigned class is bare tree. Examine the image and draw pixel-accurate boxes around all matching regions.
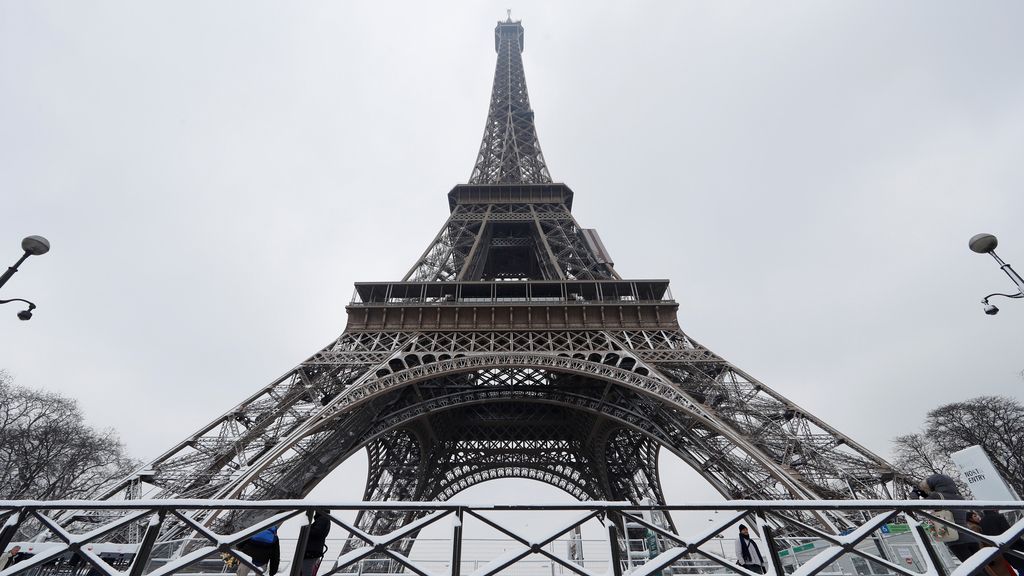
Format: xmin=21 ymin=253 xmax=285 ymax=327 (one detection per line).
xmin=0 ymin=370 xmax=138 ymax=500
xmin=893 ymin=395 xmax=1024 ymax=497
xmin=892 ymin=432 xmax=961 ymax=481
xmin=926 ymin=395 xmax=1024 ymax=496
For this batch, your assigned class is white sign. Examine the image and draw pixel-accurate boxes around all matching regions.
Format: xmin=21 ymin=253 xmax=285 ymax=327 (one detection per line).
xmin=949 ymin=445 xmax=1019 ymax=501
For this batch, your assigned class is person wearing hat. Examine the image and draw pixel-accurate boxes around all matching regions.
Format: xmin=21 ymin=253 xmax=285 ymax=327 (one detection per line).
xmin=735 ymin=525 xmax=766 ymax=574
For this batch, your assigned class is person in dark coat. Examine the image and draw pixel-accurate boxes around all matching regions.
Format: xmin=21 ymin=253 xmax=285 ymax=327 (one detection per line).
xmin=236 ymin=526 xmax=281 ymax=576
xmin=919 ymin=474 xmax=979 ymax=562
xmin=980 ymin=510 xmax=1024 ymax=574
xmin=0 ymin=546 xmax=22 ymax=570
xmin=300 ymin=511 xmax=332 ymax=576
xmin=968 ymin=512 xmax=1014 ymax=576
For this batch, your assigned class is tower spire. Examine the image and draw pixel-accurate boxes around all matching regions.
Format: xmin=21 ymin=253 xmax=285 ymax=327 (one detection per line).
xmin=469 ymin=17 xmax=552 ymax=184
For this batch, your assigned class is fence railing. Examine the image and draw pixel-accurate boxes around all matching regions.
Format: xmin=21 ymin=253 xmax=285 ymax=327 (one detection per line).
xmin=0 ymin=500 xmax=1022 ymax=576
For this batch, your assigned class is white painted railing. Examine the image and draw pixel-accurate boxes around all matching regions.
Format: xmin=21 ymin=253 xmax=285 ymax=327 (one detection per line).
xmin=0 ymin=500 xmax=1021 ymax=576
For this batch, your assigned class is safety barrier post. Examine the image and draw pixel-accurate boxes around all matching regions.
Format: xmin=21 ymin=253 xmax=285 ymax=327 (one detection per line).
xmin=128 ymin=510 xmax=165 ymax=576
xmin=451 ymin=508 xmax=464 ymax=576
xmin=0 ymin=509 xmax=24 ymax=554
xmin=608 ymin=521 xmax=623 ymax=576
xmin=290 ymin=510 xmax=314 ymax=576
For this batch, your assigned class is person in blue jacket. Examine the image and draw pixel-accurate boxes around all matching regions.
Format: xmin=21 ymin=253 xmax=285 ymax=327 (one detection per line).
xmin=236 ymin=525 xmax=281 ymax=576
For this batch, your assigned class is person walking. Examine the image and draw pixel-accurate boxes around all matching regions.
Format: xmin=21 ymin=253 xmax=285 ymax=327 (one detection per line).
xmin=236 ymin=525 xmax=281 ymax=576
xmin=735 ymin=525 xmax=766 ymax=574
xmin=300 ymin=511 xmax=332 ymax=576
xmin=0 ymin=546 xmax=22 ymax=570
xmin=968 ymin=512 xmax=1014 ymax=576
xmin=918 ymin=474 xmax=979 ymax=563
xmin=980 ymin=510 xmax=1024 ymax=575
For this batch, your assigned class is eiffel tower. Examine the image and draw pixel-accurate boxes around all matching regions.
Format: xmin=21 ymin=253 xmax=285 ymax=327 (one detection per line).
xmin=101 ymin=15 xmax=897 ymax=536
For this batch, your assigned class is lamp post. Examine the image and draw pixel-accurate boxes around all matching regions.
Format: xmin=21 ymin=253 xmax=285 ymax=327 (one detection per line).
xmin=969 ymin=233 xmax=1024 ymax=316
xmin=0 ymin=235 xmax=50 ymax=320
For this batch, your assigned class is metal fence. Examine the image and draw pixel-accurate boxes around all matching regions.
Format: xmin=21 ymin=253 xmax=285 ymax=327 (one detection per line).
xmin=1 ymin=500 xmax=1022 ymax=576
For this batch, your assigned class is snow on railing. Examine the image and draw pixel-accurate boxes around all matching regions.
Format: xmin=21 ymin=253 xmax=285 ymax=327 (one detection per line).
xmin=0 ymin=500 xmax=1022 ymax=576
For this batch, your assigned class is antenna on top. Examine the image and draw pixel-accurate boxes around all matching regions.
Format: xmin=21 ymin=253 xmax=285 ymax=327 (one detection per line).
xmin=507 ymin=9 xmax=512 ymax=22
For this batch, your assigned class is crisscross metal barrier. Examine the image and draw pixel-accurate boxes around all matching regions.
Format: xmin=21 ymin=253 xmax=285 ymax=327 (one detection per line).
xmin=1 ymin=500 xmax=1022 ymax=576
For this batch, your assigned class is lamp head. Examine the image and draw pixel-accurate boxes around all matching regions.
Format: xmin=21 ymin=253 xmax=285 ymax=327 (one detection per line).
xmin=982 ymin=299 xmax=999 ymax=316
xmin=969 ymin=233 xmax=998 ymax=254
xmin=21 ymin=235 xmax=50 ymax=256
xmin=12 ymin=301 xmax=36 ymax=321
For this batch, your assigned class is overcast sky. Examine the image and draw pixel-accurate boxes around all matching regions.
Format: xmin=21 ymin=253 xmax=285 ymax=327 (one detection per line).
xmin=2 ymin=1 xmax=1023 ymax=508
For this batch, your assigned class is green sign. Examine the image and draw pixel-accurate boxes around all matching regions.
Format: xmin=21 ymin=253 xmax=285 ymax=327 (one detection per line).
xmin=883 ymin=523 xmax=911 ymax=535
xmin=792 ymin=543 xmax=815 ymax=553
xmin=645 ymin=529 xmax=662 ymax=576
xmin=778 ymin=542 xmax=815 ymax=558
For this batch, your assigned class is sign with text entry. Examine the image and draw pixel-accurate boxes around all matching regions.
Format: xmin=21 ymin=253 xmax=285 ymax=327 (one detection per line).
xmin=950 ymin=445 xmax=1019 ymax=501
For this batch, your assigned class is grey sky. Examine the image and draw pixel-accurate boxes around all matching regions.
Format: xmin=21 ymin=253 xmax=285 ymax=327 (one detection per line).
xmin=1 ymin=1 xmax=1022 ymax=507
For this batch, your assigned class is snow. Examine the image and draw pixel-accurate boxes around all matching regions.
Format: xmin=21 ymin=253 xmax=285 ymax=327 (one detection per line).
xmin=627 ymin=546 xmax=689 ymax=576
xmin=468 ymin=547 xmax=531 ymax=576
xmin=3 ymin=498 xmax=1021 ymax=510
xmin=789 ymin=545 xmax=843 ymax=576
xmin=146 ymin=546 xmax=219 ymax=576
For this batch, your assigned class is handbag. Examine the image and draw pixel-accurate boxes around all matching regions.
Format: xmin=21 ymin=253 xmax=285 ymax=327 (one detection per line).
xmin=926 ymin=493 xmax=960 ymax=543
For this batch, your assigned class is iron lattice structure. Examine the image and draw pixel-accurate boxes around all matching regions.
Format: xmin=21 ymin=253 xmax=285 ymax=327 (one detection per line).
xmin=96 ymin=16 xmax=898 ymax=540
xmin=469 ymin=18 xmax=551 ymax=185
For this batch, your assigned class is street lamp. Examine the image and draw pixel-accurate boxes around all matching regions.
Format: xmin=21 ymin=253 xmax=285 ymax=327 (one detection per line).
xmin=0 ymin=298 xmax=36 ymax=320
xmin=0 ymin=235 xmax=50 ymax=320
xmin=969 ymin=233 xmax=1024 ymax=316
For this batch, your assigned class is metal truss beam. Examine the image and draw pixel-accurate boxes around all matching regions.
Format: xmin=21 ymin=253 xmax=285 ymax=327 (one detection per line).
xmin=403 ymin=200 xmax=618 ymax=282
xmin=87 ymin=341 xmax=895 ymax=542
xmin=94 ymin=326 xmax=896 ymax=514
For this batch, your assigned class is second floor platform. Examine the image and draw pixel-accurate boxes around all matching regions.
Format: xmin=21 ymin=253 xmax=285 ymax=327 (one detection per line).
xmin=346 ymin=279 xmax=679 ymax=331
